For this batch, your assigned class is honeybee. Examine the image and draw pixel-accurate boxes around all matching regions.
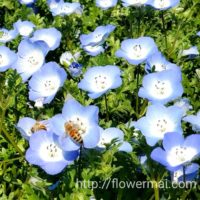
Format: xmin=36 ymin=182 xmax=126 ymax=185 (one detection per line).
xmin=64 ymin=121 xmax=83 ymax=144
xmin=31 ymin=121 xmax=47 ymax=133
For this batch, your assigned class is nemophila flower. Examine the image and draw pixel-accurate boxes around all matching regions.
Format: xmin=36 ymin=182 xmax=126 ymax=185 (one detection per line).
xmin=25 ymin=130 xmax=79 ymax=175
xmin=183 ymin=111 xmax=200 ymax=132
xmin=121 ymin=0 xmax=151 ymax=7
xmin=50 ymin=99 xmax=100 ymax=151
xmin=82 ymin=45 xmax=105 ymax=56
xmin=139 ymin=70 xmax=183 ymax=104
xmin=17 ymin=117 xmax=50 ymax=140
xmin=19 ymin=0 xmax=36 ymax=5
xmin=174 ymin=98 xmax=192 ymax=116
xmin=115 ymin=37 xmax=158 ymax=65
xmin=96 ymin=0 xmax=118 ymax=10
xmin=80 ymin=25 xmax=116 ymax=47
xmin=151 ymin=132 xmax=200 ymax=171
xmin=14 ymin=20 xmax=35 ymax=37
xmin=134 ymin=104 xmax=183 ymax=146
xmin=0 ymin=28 xmax=18 ymax=43
xmin=13 ymin=39 xmax=46 ymax=82
xmin=172 ymin=163 xmax=199 ymax=183
xmin=50 ymin=2 xmax=82 ymax=16
xmin=197 ymin=31 xmax=200 ymax=37
xmin=31 ymin=28 xmax=62 ymax=51
xmin=0 ymin=46 xmax=17 ymax=72
xmin=60 ymin=51 xmax=82 ymax=77
xmin=147 ymin=0 xmax=180 ymax=10
xmin=97 ymin=128 xmax=132 ymax=152
xmin=29 ymin=62 xmax=67 ymax=106
xmin=181 ymin=46 xmax=199 ymax=58
xmin=78 ymin=65 xmax=122 ymax=99
xmin=145 ymin=51 xmax=181 ymax=73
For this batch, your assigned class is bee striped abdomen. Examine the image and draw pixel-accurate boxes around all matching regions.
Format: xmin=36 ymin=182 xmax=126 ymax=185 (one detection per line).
xmin=64 ymin=122 xmax=83 ymax=144
xmin=31 ymin=122 xmax=47 ymax=133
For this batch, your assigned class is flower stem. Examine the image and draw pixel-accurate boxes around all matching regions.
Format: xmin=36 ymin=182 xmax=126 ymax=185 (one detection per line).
xmin=183 ymin=165 xmax=186 ymax=183
xmin=161 ymin=11 xmax=168 ymax=50
xmin=104 ymin=94 xmax=109 ymax=121
xmin=78 ymin=145 xmax=83 ymax=180
xmin=153 ymin=181 xmax=160 ymax=200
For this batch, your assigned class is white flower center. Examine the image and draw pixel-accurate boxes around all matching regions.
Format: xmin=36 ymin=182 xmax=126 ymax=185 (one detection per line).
xmin=28 ymin=56 xmax=39 ymax=66
xmin=133 ymin=45 xmax=142 ymax=58
xmin=64 ymin=117 xmax=88 ymax=144
xmin=154 ymin=0 xmax=170 ymax=8
xmin=151 ymin=80 xmax=172 ymax=99
xmin=41 ymin=77 xmax=60 ymax=96
xmin=167 ymin=146 xmax=197 ymax=167
xmin=40 ymin=143 xmax=63 ymax=162
xmin=99 ymin=0 xmax=112 ymax=6
xmin=93 ymin=74 xmax=112 ymax=91
xmin=61 ymin=5 xmax=71 ymax=12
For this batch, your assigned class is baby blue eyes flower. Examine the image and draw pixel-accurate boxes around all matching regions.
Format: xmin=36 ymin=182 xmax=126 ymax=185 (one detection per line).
xmin=0 ymin=46 xmax=17 ymax=72
xmin=13 ymin=39 xmax=46 ymax=82
xmin=0 ymin=28 xmax=18 ymax=43
xmin=80 ymin=25 xmax=115 ymax=56
xmin=29 ymin=62 xmax=67 ymax=106
xmin=19 ymin=0 xmax=36 ymax=5
xmin=174 ymin=98 xmax=192 ymax=116
xmin=172 ymin=163 xmax=199 ymax=183
xmin=96 ymin=0 xmax=118 ymax=10
xmin=134 ymin=104 xmax=183 ymax=146
xmin=50 ymin=99 xmax=100 ymax=151
xmin=17 ymin=117 xmax=49 ymax=140
xmin=138 ymin=70 xmax=183 ymax=104
xmin=181 ymin=46 xmax=199 ymax=58
xmin=80 ymin=25 xmax=116 ymax=47
xmin=14 ymin=20 xmax=35 ymax=37
xmin=121 ymin=0 xmax=151 ymax=7
xmin=151 ymin=132 xmax=200 ymax=171
xmin=25 ymin=130 xmax=79 ymax=175
xmin=183 ymin=111 xmax=200 ymax=132
xmin=31 ymin=28 xmax=62 ymax=51
xmin=78 ymin=65 xmax=122 ymax=99
xmin=60 ymin=51 xmax=82 ymax=77
xmin=145 ymin=51 xmax=181 ymax=73
xmin=97 ymin=128 xmax=132 ymax=153
xmin=48 ymin=0 xmax=82 ymax=16
xmin=115 ymin=37 xmax=158 ymax=65
xmin=147 ymin=0 xmax=180 ymax=10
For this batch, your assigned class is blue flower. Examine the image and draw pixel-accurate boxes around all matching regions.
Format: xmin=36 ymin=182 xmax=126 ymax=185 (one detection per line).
xmin=174 ymin=98 xmax=192 ymax=116
xmin=145 ymin=51 xmax=181 ymax=73
xmin=134 ymin=104 xmax=183 ymax=146
xmin=19 ymin=0 xmax=36 ymax=5
xmin=78 ymin=65 xmax=122 ymax=99
xmin=82 ymin=45 xmax=105 ymax=56
xmin=172 ymin=163 xmax=199 ymax=183
xmin=0 ymin=28 xmax=18 ymax=43
xmin=48 ymin=0 xmax=82 ymax=16
xmin=97 ymin=127 xmax=132 ymax=152
xmin=25 ymin=130 xmax=79 ymax=175
xmin=181 ymin=46 xmax=199 ymax=59
xmin=80 ymin=25 xmax=115 ymax=47
xmin=31 ymin=28 xmax=62 ymax=51
xmin=29 ymin=62 xmax=67 ymax=106
xmin=0 ymin=46 xmax=17 ymax=72
xmin=60 ymin=51 xmax=82 ymax=77
xmin=16 ymin=117 xmax=50 ymax=140
xmin=183 ymin=111 xmax=200 ymax=132
xmin=122 ymin=0 xmax=151 ymax=7
xmin=50 ymin=99 xmax=100 ymax=151
xmin=138 ymin=70 xmax=183 ymax=104
xmin=115 ymin=37 xmax=158 ymax=65
xmin=13 ymin=39 xmax=46 ymax=82
xmin=96 ymin=0 xmax=118 ymax=10
xmin=151 ymin=132 xmax=200 ymax=171
xmin=14 ymin=20 xmax=35 ymax=37
xmin=147 ymin=0 xmax=180 ymax=10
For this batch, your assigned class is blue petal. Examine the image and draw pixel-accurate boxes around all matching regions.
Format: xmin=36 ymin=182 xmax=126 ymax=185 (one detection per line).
xmin=162 ymin=132 xmax=184 ymax=151
xmin=184 ymin=134 xmax=200 ymax=153
xmin=58 ymin=136 xmax=80 ymax=151
xmin=150 ymin=147 xmax=168 ymax=166
xmin=50 ymin=114 xmax=65 ymax=136
xmin=118 ymin=141 xmax=132 ymax=152
xmin=25 ymin=148 xmax=45 ymax=166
